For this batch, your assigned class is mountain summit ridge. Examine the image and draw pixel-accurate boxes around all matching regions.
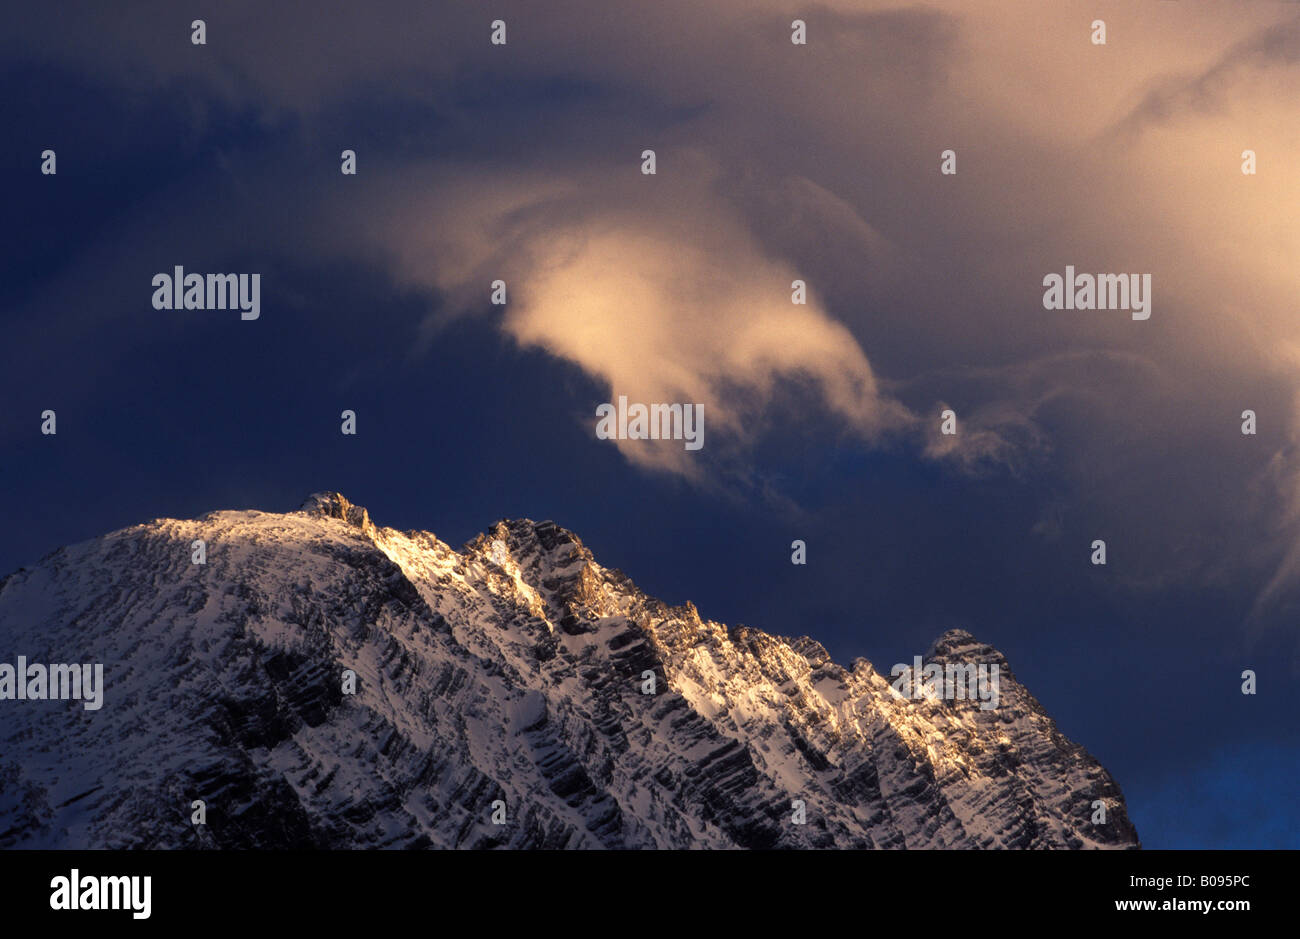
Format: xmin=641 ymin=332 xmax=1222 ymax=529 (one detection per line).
xmin=0 ymin=493 xmax=1139 ymax=849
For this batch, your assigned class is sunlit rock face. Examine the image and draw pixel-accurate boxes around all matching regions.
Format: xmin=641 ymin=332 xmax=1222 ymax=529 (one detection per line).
xmin=0 ymin=494 xmax=1138 ymax=849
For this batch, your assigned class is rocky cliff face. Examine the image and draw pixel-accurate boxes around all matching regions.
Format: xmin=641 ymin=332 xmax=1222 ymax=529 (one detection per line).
xmin=0 ymin=493 xmax=1138 ymax=849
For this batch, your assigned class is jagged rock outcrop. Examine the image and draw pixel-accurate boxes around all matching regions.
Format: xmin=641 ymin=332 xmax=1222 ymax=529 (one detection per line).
xmin=0 ymin=494 xmax=1138 ymax=849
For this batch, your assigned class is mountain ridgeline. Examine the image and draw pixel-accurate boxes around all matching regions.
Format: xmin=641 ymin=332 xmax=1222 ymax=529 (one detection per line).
xmin=0 ymin=493 xmax=1138 ymax=849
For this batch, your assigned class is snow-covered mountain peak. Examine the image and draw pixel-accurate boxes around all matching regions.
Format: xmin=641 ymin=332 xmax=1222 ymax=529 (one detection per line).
xmin=299 ymin=491 xmax=377 ymax=539
xmin=0 ymin=496 xmax=1140 ymax=849
xmin=926 ymin=628 xmax=1007 ymax=664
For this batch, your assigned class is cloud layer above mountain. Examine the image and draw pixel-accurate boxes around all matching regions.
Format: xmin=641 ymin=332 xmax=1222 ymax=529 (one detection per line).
xmin=6 ymin=0 xmax=1299 ymax=614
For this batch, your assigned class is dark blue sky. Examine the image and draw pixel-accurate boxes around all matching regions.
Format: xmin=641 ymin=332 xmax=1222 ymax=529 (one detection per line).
xmin=2 ymin=2 xmax=1297 ymax=849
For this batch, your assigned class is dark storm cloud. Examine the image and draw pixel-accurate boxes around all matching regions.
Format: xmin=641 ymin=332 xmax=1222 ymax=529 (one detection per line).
xmin=5 ymin=0 xmax=1300 ymax=624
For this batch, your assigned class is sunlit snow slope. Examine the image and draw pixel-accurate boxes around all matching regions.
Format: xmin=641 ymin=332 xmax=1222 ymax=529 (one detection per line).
xmin=0 ymin=493 xmax=1138 ymax=849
